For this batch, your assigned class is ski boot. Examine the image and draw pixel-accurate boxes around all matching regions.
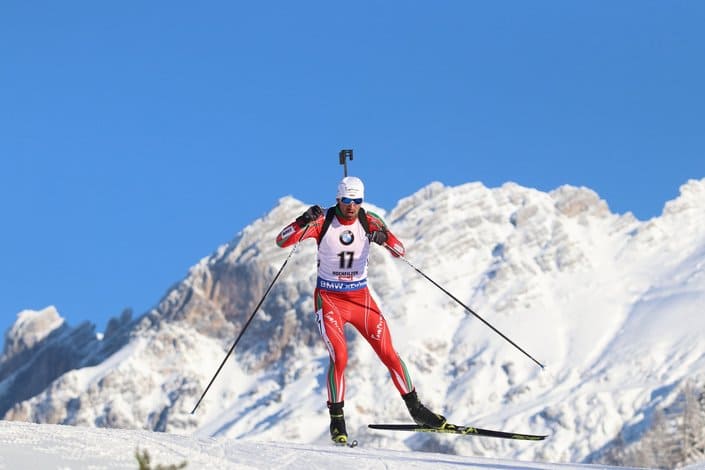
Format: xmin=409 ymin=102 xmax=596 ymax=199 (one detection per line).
xmin=328 ymin=401 xmax=348 ymax=444
xmin=402 ymin=390 xmax=447 ymax=429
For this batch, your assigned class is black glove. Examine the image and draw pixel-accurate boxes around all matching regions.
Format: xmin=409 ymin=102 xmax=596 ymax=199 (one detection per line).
xmin=366 ymin=230 xmax=388 ymax=245
xmin=296 ymin=205 xmax=323 ymax=228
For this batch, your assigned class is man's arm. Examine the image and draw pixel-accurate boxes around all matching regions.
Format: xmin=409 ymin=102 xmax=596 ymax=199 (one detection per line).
xmin=365 ymin=210 xmax=405 ymax=257
xmin=276 ymin=205 xmax=324 ymax=248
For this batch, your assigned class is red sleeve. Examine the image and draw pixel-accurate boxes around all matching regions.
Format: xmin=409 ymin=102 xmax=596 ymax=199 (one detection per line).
xmin=276 ymin=215 xmax=323 ymax=248
xmin=383 ymin=231 xmax=405 ymax=258
xmin=366 ymin=211 xmax=405 ymax=258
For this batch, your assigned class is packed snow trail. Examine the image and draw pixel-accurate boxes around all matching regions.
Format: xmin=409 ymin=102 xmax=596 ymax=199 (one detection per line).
xmin=0 ymin=420 xmax=639 ymax=470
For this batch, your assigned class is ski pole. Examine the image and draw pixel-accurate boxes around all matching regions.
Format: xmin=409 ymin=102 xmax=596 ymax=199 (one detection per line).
xmin=191 ymin=225 xmax=311 ymax=414
xmin=387 ymin=245 xmax=545 ymax=370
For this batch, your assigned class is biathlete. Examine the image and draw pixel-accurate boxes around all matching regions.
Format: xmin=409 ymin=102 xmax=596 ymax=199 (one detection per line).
xmin=276 ymin=176 xmax=446 ymax=444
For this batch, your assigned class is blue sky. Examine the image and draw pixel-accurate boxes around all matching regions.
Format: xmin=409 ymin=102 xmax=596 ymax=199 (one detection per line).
xmin=2 ymin=2 xmax=704 ymax=345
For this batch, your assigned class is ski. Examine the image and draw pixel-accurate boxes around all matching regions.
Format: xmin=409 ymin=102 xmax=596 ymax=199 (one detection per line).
xmin=368 ymin=423 xmax=548 ymax=441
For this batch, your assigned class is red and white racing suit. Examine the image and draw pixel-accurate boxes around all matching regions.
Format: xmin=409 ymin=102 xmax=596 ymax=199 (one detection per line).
xmin=276 ymin=206 xmax=413 ymax=403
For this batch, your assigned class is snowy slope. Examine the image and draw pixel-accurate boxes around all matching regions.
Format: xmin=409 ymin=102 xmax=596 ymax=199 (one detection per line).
xmin=2 ymin=178 xmax=705 ymax=466
xmin=0 ymin=419 xmax=644 ymax=470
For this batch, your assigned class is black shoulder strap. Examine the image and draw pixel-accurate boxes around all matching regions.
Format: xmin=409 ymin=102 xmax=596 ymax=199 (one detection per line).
xmin=358 ymin=207 xmax=370 ymax=234
xmin=318 ymin=206 xmax=337 ymax=245
xmin=318 ymin=206 xmax=371 ymax=245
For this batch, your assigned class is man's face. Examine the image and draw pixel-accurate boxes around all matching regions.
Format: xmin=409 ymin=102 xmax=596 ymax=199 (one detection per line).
xmin=337 ymin=197 xmax=363 ymax=220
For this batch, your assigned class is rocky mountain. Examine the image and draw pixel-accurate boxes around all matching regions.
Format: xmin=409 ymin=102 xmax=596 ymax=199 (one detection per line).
xmin=2 ymin=178 xmax=705 ymax=465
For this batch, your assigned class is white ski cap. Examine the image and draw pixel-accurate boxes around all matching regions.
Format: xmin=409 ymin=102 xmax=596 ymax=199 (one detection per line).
xmin=337 ymin=176 xmax=365 ymax=200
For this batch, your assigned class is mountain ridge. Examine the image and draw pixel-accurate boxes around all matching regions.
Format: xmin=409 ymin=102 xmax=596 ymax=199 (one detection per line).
xmin=2 ymin=178 xmax=704 ymax=465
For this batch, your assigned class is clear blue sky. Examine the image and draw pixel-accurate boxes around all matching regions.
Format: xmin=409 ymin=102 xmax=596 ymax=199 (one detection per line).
xmin=2 ymin=2 xmax=704 ymax=345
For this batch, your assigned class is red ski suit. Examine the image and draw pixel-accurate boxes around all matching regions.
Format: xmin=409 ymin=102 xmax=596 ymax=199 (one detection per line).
xmin=276 ymin=206 xmax=413 ymax=403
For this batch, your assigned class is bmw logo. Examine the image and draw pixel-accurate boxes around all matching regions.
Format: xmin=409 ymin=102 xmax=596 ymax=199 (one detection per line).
xmin=339 ymin=230 xmax=354 ymax=245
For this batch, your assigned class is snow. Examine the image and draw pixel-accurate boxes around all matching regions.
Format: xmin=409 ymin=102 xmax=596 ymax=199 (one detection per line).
xmin=0 ymin=419 xmax=644 ymax=469
xmin=3 ymin=178 xmax=705 ymax=467
xmin=3 ymin=306 xmax=64 ymax=354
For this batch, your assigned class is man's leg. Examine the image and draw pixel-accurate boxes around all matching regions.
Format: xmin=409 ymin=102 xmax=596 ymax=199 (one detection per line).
xmin=315 ymin=289 xmax=349 ymax=442
xmin=349 ymin=289 xmax=414 ymax=395
xmin=352 ymin=290 xmax=446 ymax=428
xmin=315 ymin=290 xmax=348 ymax=403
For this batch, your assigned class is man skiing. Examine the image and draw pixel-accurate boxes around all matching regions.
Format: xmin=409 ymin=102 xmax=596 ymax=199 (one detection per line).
xmin=276 ymin=176 xmax=446 ymax=444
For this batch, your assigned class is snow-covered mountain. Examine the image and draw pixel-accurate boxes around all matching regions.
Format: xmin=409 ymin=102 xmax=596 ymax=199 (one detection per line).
xmin=2 ymin=178 xmax=705 ymax=466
